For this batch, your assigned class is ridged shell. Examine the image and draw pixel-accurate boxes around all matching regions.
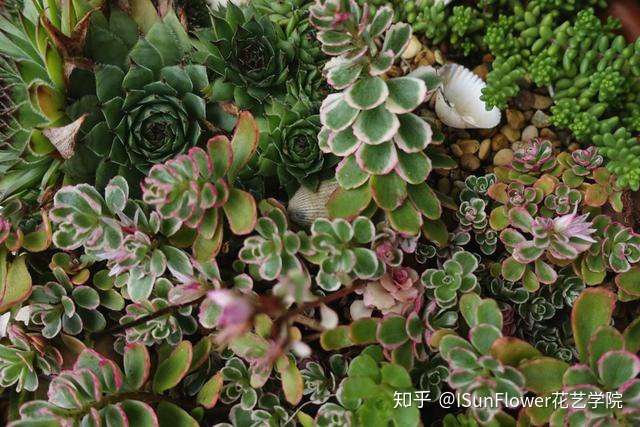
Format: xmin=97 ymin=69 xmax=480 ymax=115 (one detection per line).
xmin=435 ymin=63 xmax=501 ymax=129
xmin=287 ymin=180 xmax=339 ymax=227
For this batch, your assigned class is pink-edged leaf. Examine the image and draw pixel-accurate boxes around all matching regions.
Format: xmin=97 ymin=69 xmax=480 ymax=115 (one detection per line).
xmin=206 ymin=135 xmax=233 ymax=180
xmin=120 ymin=400 xmax=159 ymax=427
xmin=157 ymin=402 xmax=199 ymax=427
xmin=356 ymin=141 xmax=397 ymax=175
xmin=152 ymin=341 xmax=193 ymax=393
xmin=124 ymin=343 xmax=151 ymax=390
xmin=197 ymin=372 xmax=223 ymax=409
xmin=228 ymin=111 xmax=259 ymax=184
xmin=572 ymin=288 xmax=616 ymax=363
xmin=222 ymin=189 xmax=257 ymax=235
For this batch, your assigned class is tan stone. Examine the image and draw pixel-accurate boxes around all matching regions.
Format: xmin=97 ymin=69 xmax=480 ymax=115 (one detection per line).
xmin=461 ymin=154 xmax=481 ymax=171
xmin=568 ymin=143 xmax=580 ymax=152
xmin=416 ymin=48 xmax=436 ymax=66
xmin=506 ymin=109 xmax=526 ymax=130
xmin=540 ymin=128 xmax=557 ymax=140
xmin=533 ymin=94 xmax=553 ymax=110
xmin=531 ymin=110 xmax=550 ymax=128
xmin=478 ymin=139 xmax=491 ymax=160
xmin=501 ymin=125 xmax=520 ymax=143
xmin=521 ymin=125 xmax=539 ymax=142
xmin=473 ymin=64 xmax=488 ymax=80
xmin=491 ymin=133 xmax=509 ymax=151
xmin=494 ymin=148 xmax=514 ymax=166
xmin=450 ymin=143 xmax=464 ymax=157
xmin=402 ymin=36 xmax=422 ymax=59
xmin=458 ymin=139 xmax=479 ymax=154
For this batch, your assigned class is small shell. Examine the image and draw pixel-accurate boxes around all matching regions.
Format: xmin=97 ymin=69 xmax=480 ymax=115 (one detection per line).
xmin=435 ymin=63 xmax=501 ymax=129
xmin=287 ymin=180 xmax=339 ymax=227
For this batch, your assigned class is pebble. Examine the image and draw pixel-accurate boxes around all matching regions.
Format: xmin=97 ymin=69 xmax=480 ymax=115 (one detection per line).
xmin=568 ymin=143 xmax=580 ymax=152
xmin=533 ymin=94 xmax=553 ymax=110
xmin=478 ymin=139 xmax=491 ymax=160
xmin=521 ymin=125 xmax=539 ymax=142
xmin=501 ymin=125 xmax=521 ymax=143
xmin=531 ymin=110 xmax=550 ymax=128
xmin=514 ymin=90 xmax=535 ymax=110
xmin=458 ymin=139 xmax=479 ymax=154
xmin=491 ymin=133 xmax=509 ymax=151
xmin=540 ymin=128 xmax=557 ymax=140
xmin=473 ymin=64 xmax=488 ymax=80
xmin=402 ymin=36 xmax=423 ymax=59
xmin=506 ymin=109 xmax=526 ymax=130
xmin=450 ymin=143 xmax=464 ymax=157
xmin=415 ymin=49 xmax=436 ymax=66
xmin=460 ymin=154 xmax=481 ymax=171
xmin=494 ymin=148 xmax=514 ymax=166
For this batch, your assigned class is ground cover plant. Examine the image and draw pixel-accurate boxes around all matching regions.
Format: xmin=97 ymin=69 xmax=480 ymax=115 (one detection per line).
xmin=1 ymin=0 xmax=640 ymax=425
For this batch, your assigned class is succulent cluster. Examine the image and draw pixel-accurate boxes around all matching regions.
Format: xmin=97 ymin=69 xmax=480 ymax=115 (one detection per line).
xmin=0 ymin=0 xmax=640 ymax=426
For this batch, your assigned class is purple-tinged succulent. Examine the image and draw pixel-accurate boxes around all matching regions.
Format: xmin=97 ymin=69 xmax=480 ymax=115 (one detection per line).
xmin=360 ymin=266 xmax=421 ymax=314
xmin=142 ymin=113 xmax=259 ymax=258
xmin=543 ymin=184 xmax=582 ymax=215
xmin=457 ymin=198 xmax=488 ymax=231
xmin=512 ymin=138 xmax=556 ymax=175
xmin=602 ymin=223 xmax=640 ymax=273
xmin=570 ymin=146 xmax=604 ymax=176
xmin=530 ymin=212 xmax=596 ymax=260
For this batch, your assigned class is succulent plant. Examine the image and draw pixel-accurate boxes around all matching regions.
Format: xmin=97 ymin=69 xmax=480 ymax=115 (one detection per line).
xmin=22 ymin=266 xmax=106 ymax=338
xmin=9 ymin=343 xmax=203 ymax=426
xmin=359 ymin=266 xmax=421 ymax=315
xmin=306 ymin=216 xmax=380 ymax=291
xmin=192 ymin=3 xmax=294 ymax=110
xmin=239 ymin=200 xmax=307 ymax=281
xmin=602 ymin=223 xmax=640 ymax=274
xmin=457 ymin=198 xmax=488 ymax=231
xmin=312 ymin=0 xmax=449 ymax=235
xmin=257 ymin=91 xmax=337 ymax=196
xmin=500 ymin=208 xmax=596 ymax=289
xmin=0 ymin=325 xmax=62 ymax=392
xmin=142 ymin=113 xmax=259 ymax=260
xmin=543 ymin=183 xmax=582 ymax=215
xmin=301 ymin=354 xmax=347 ymax=404
xmin=438 ymin=294 xmax=525 ymax=424
xmin=421 ymin=251 xmax=478 ymax=309
xmin=331 ymin=346 xmax=420 ymax=426
xmin=511 ymin=138 xmax=556 ymax=176
xmin=71 ymin=10 xmax=211 ymax=189
xmin=459 ymin=174 xmax=496 ymax=203
xmin=569 ymin=146 xmax=604 ymax=176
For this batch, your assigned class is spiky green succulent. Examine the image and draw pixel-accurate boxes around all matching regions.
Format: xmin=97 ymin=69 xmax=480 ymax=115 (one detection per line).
xmin=71 ymin=10 xmax=211 ymax=190
xmin=192 ymin=3 xmax=295 ymax=111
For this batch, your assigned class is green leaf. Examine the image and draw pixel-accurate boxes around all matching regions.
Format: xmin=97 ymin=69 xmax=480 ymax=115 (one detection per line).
xmin=223 ymin=189 xmax=257 ymax=235
xmin=470 ymin=324 xmax=502 ymax=355
xmin=352 ymin=248 xmax=379 ymax=278
xmin=616 ymin=267 xmax=640 ymax=297
xmin=350 ymin=318 xmax=379 ymax=344
xmin=381 ymin=364 xmax=412 ymax=388
xmin=96 ymin=65 xmax=124 ymax=103
xmin=572 ymin=288 xmax=616 ymax=363
xmin=519 ymin=357 xmax=568 ymax=395
xmin=421 ymin=218 xmax=448 ymax=247
xmin=502 ymin=257 xmax=526 ymax=282
xmin=0 ymin=251 xmax=32 ymax=314
xmin=394 ymin=113 xmax=432 ymax=153
xmin=153 ymin=341 xmax=193 ymax=393
xmin=105 ymin=176 xmax=129 ymax=213
xmin=228 ymin=112 xmax=259 ymax=184
xmin=121 ymin=400 xmax=158 ymax=427
xmin=278 ymin=358 xmax=303 ymax=405
xmin=382 ymin=23 xmax=412 ymax=57
xmin=624 ymin=316 xmax=640 ymax=353
xmin=370 ymin=173 xmax=406 ymax=210
xmin=336 ymin=155 xmax=369 ymax=189
xmin=327 ymin=184 xmax=372 ymax=219
xmin=356 ymin=141 xmax=397 ymax=175
xmin=320 ymin=94 xmax=359 ymax=131
xmin=345 ymin=77 xmax=389 ymax=110
xmin=395 ymin=151 xmax=432 ymax=185
xmin=129 ymin=0 xmax=161 ymax=33
xmin=326 ymin=61 xmax=363 ymax=89
xmin=407 ymin=183 xmax=440 ymax=219
xmin=353 ymin=105 xmax=399 ymax=145
xmin=489 ymin=206 xmax=509 ymax=230
xmin=330 ymin=128 xmax=360 ymax=156
xmin=369 ymin=6 xmax=393 ymax=38
xmin=157 ymin=402 xmax=199 ymax=427
xmin=377 ymin=316 xmax=408 ymax=347
xmin=459 ymin=293 xmax=482 ymax=328
xmin=124 ymin=343 xmax=151 ymax=390
xmin=598 ymin=350 xmax=640 ymax=389
xmin=490 ymin=337 xmax=541 ymax=366
xmin=588 ymin=326 xmax=623 ymax=372
xmin=320 ymin=326 xmax=354 ymax=350
xmin=197 ymin=372 xmax=223 ymax=409
xmin=385 ymin=77 xmax=426 ymax=114
xmin=387 ymin=202 xmax=422 ymax=236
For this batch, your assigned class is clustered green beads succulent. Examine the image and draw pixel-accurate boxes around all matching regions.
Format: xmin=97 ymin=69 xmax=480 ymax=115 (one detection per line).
xmin=73 ymin=11 xmax=209 ymax=190
xmin=312 ymin=1 xmax=447 ymax=236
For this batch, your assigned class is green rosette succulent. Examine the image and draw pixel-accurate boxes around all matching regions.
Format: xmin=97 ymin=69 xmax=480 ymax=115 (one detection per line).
xmin=192 ymin=3 xmax=294 ymax=110
xmin=258 ymin=92 xmax=337 ymax=195
xmin=312 ymin=0 xmax=450 ymax=236
xmin=306 ymin=216 xmax=380 ymax=291
xmin=0 ymin=325 xmax=63 ymax=392
xmin=239 ymin=200 xmax=308 ymax=281
xmin=75 ymin=10 xmax=209 ymax=189
xmin=421 ymin=251 xmax=478 ymax=309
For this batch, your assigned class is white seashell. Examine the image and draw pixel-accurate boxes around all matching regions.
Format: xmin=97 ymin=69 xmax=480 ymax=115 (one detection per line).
xmin=435 ymin=63 xmax=501 ymax=129
xmin=434 ymin=0 xmax=453 ymax=5
xmin=287 ymin=179 xmax=339 ymax=227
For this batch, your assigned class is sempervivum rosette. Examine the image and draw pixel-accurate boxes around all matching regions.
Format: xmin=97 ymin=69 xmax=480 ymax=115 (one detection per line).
xmin=79 ymin=11 xmax=209 ymax=189
xmin=312 ymin=1 xmax=453 ymax=235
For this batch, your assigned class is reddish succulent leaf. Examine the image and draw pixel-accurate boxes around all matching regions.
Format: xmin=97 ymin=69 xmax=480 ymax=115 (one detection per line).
xmin=124 ymin=343 xmax=151 ymax=390
xmin=196 ymin=372 xmax=223 ymax=409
